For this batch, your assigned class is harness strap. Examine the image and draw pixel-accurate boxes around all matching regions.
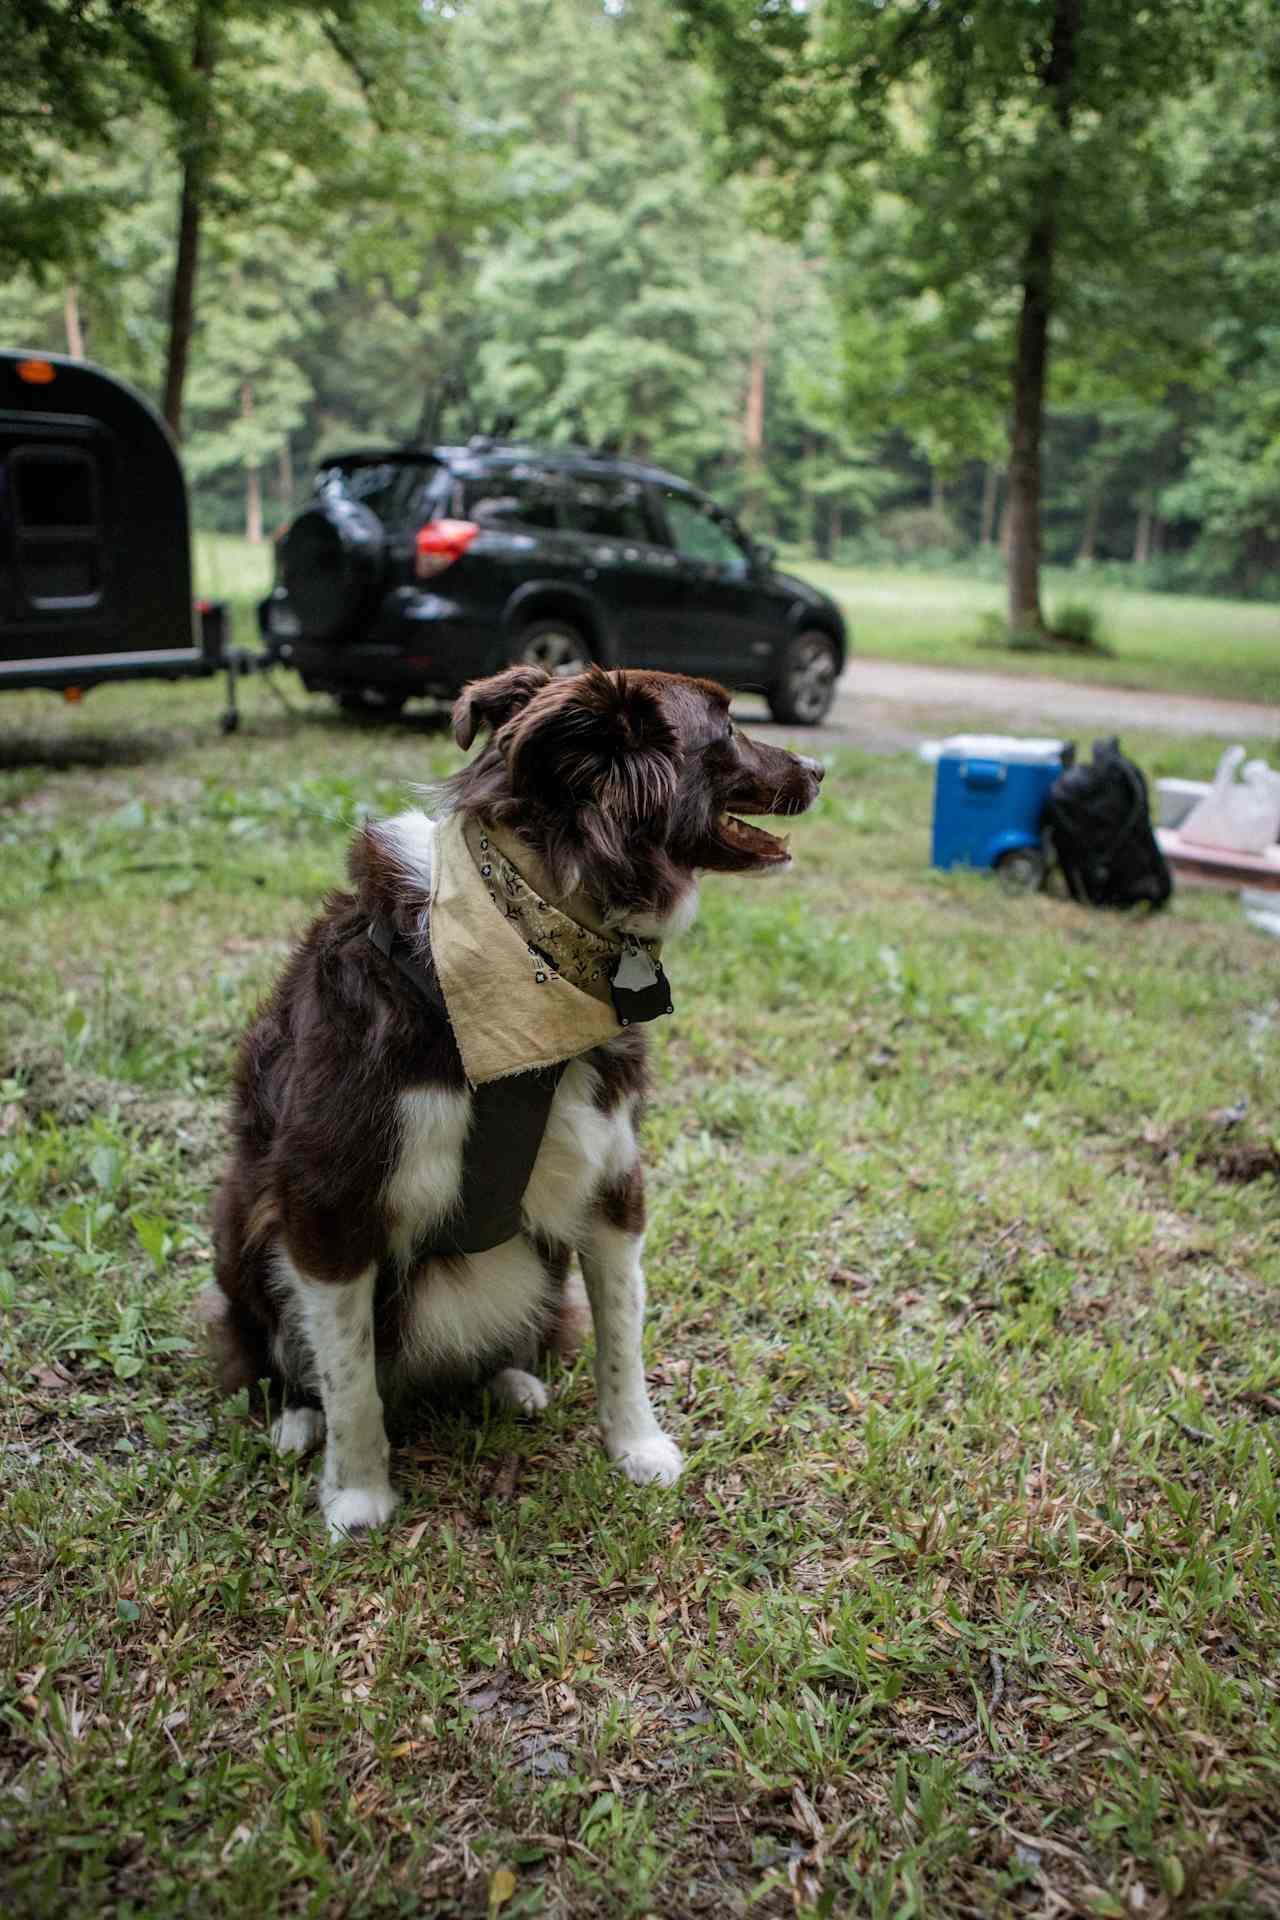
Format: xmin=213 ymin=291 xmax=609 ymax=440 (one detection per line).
xmin=368 ymin=914 xmax=567 ymax=1258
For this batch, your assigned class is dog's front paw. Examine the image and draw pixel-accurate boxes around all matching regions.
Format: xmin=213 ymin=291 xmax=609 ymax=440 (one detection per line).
xmin=319 ymin=1481 xmax=398 ymax=1542
xmin=271 ymin=1405 xmax=325 ymax=1455
xmin=609 ymin=1431 xmax=684 ymax=1488
xmin=491 ymin=1368 xmax=551 ymax=1415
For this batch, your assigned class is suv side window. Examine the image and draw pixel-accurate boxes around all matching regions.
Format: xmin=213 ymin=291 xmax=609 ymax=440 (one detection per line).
xmin=661 ymin=489 xmax=750 ymax=575
xmin=561 ymin=476 xmax=652 ymax=541
xmin=460 ymin=468 xmax=563 ymax=531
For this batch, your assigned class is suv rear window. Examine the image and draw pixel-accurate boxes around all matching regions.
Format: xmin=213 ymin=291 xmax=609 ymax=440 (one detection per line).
xmin=329 ymin=460 xmax=435 ymax=529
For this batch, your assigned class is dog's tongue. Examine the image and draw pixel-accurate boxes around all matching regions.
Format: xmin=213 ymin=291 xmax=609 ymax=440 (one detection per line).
xmin=720 ymin=813 xmax=791 ymax=862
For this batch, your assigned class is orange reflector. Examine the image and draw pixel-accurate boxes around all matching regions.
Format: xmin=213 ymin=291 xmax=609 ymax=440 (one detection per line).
xmin=63 ymin=687 xmax=83 ymax=703
xmin=17 ymin=358 xmax=56 ymax=385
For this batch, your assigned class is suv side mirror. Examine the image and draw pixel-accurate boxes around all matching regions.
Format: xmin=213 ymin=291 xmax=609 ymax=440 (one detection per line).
xmin=752 ymin=540 xmax=777 ymax=572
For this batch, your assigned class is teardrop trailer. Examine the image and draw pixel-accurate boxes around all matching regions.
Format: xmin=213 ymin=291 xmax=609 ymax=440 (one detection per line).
xmin=0 ymin=348 xmax=264 ymax=730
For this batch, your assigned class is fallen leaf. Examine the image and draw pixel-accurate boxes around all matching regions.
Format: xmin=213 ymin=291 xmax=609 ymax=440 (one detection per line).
xmin=29 ymin=1363 xmax=75 ymax=1394
xmin=488 ymin=1867 xmax=517 ymax=1913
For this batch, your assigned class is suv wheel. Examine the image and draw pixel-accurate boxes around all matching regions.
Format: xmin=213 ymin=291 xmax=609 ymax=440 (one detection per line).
xmin=767 ymin=630 xmax=839 ymax=726
xmin=515 ymin=616 xmax=592 ymax=677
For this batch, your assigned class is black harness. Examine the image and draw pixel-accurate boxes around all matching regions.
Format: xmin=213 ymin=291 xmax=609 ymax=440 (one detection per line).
xmin=369 ymin=913 xmax=568 ymax=1258
xmin=369 ymin=902 xmax=674 ymax=1259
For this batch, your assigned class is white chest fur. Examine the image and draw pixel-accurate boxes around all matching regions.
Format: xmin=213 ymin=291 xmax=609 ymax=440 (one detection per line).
xmin=392 ymin=1055 xmax=635 ymax=1376
xmin=521 ymin=1056 xmax=636 ymax=1244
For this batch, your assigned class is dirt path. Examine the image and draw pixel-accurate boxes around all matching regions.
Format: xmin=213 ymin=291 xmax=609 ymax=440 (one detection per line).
xmin=736 ymin=656 xmax=1279 ymax=754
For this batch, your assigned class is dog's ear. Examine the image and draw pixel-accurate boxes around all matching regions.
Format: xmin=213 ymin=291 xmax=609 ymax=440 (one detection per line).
xmin=499 ymin=667 xmax=678 ymax=827
xmin=452 ymin=665 xmax=552 ymax=750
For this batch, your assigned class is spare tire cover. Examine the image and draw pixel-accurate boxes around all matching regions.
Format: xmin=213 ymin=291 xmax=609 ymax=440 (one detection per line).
xmin=280 ymin=492 xmax=384 ymax=643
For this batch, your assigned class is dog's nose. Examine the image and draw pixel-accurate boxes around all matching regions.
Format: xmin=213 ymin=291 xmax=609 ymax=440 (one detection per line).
xmin=798 ymin=756 xmax=825 ymax=781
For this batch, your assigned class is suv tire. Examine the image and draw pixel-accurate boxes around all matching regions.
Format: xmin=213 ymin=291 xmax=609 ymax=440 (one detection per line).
xmin=767 ymin=630 xmax=839 ymax=726
xmin=335 ymin=688 xmax=407 ymax=719
xmin=514 ymin=616 xmax=593 ymax=677
xmin=280 ymin=495 xmax=385 ymax=643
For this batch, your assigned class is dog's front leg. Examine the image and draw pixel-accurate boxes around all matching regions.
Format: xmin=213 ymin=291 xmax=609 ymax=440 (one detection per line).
xmin=281 ymin=1255 xmax=397 ymax=1539
xmin=580 ymin=1173 xmax=682 ymax=1487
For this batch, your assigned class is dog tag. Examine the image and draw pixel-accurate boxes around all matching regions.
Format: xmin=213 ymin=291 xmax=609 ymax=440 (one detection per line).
xmin=609 ymin=943 xmax=674 ymax=1025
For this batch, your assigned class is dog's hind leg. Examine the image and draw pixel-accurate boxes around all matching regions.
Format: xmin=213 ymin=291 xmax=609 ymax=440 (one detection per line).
xmin=490 ymin=1364 xmax=550 ymax=1414
xmin=277 ymin=1253 xmax=397 ymax=1539
xmin=270 ymin=1400 xmax=326 ymax=1456
xmin=580 ymin=1174 xmax=682 ymax=1487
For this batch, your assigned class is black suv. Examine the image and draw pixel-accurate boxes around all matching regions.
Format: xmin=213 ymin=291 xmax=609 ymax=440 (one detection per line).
xmin=260 ymin=442 xmax=846 ymax=724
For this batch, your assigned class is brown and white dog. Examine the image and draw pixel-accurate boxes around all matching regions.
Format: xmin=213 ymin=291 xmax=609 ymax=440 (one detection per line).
xmin=207 ymin=665 xmax=823 ymax=1537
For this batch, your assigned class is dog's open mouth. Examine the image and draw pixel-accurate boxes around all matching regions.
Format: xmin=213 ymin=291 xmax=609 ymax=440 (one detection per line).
xmin=710 ymin=811 xmax=792 ymax=868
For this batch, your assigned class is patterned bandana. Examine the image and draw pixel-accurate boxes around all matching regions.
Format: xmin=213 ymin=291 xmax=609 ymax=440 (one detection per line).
xmin=464 ymin=817 xmax=661 ymax=1008
xmin=426 ymin=812 xmax=672 ymax=1086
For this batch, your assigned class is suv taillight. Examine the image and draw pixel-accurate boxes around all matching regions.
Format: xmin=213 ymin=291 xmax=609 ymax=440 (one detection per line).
xmin=415 ymin=518 xmax=479 ymax=580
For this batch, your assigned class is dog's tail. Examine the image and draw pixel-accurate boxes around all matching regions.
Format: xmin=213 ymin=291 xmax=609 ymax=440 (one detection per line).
xmin=195 ymin=1283 xmax=272 ymax=1400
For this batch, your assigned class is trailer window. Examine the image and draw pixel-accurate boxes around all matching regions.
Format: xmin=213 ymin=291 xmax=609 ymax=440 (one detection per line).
xmin=15 ymin=451 xmax=96 ymax=530
xmin=9 ymin=446 xmax=103 ymax=610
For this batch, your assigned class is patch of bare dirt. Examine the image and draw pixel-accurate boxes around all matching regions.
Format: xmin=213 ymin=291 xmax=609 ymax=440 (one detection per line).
xmin=4 ymin=1040 xmax=224 ymax=1156
xmin=1141 ymin=1108 xmax=1280 ymax=1185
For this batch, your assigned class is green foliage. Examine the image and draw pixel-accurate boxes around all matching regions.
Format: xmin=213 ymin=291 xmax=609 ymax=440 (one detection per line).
xmin=3 ymin=0 xmax=1279 ymax=595
xmin=1047 ymin=600 xmax=1107 ymax=652
xmin=877 ymin=506 xmax=963 ymax=564
xmin=0 ymin=1 xmax=156 ymax=275
xmin=677 ymin=0 xmax=1280 ymax=608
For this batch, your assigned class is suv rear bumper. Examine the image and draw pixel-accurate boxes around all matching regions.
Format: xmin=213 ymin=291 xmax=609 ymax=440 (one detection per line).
xmin=259 ymin=587 xmax=500 ymax=698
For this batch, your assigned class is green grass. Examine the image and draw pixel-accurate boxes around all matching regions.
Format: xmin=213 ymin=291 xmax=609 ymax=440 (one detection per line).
xmin=3 ymin=675 xmax=1279 ymax=1917
xmin=789 ymin=560 xmax=1279 ymax=705
xmin=193 ymin=533 xmax=274 ymax=651
xmin=193 ymin=531 xmax=274 ymax=605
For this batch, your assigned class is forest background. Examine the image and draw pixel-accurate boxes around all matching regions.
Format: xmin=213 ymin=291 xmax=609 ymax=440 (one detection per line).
xmin=5 ymin=0 xmax=1280 ymax=625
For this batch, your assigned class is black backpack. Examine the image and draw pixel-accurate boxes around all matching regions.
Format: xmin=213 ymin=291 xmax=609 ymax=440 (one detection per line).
xmin=1043 ymin=738 xmax=1173 ymax=910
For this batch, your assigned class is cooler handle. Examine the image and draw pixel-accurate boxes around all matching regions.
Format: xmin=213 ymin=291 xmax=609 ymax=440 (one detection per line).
xmin=961 ymin=759 xmax=1007 ymax=789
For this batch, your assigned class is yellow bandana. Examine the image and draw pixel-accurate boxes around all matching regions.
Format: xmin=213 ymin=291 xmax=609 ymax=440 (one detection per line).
xmin=429 ymin=812 xmax=658 ymax=1085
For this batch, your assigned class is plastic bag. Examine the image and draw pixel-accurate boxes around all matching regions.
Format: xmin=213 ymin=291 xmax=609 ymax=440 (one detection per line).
xmin=1180 ymin=746 xmax=1280 ymax=855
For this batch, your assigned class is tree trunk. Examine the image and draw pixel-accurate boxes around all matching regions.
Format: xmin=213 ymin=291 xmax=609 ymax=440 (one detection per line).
xmin=245 ymin=463 xmax=263 ymax=545
xmin=162 ymin=6 xmax=216 ymax=440
xmin=1005 ymin=0 xmax=1080 ymax=636
xmin=63 ymin=283 xmax=84 ymax=358
xmin=1076 ymin=484 xmax=1101 ymax=563
xmin=742 ymin=250 xmax=774 ymax=525
xmin=930 ymin=467 xmax=945 ymax=511
xmin=277 ymin=438 xmax=295 ymax=514
xmin=242 ymin=381 xmax=262 ymax=544
xmin=1006 ymin=221 xmax=1052 ymax=632
xmin=979 ymin=461 xmax=999 ymax=547
xmin=1134 ymin=502 xmax=1152 ymax=566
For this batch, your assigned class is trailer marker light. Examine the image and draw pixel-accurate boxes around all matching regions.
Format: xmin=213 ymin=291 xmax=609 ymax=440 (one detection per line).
xmin=17 ymin=359 xmax=56 ymax=385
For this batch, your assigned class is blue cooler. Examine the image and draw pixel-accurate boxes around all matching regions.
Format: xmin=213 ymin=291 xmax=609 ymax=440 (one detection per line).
xmin=931 ymin=735 xmax=1071 ymax=887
